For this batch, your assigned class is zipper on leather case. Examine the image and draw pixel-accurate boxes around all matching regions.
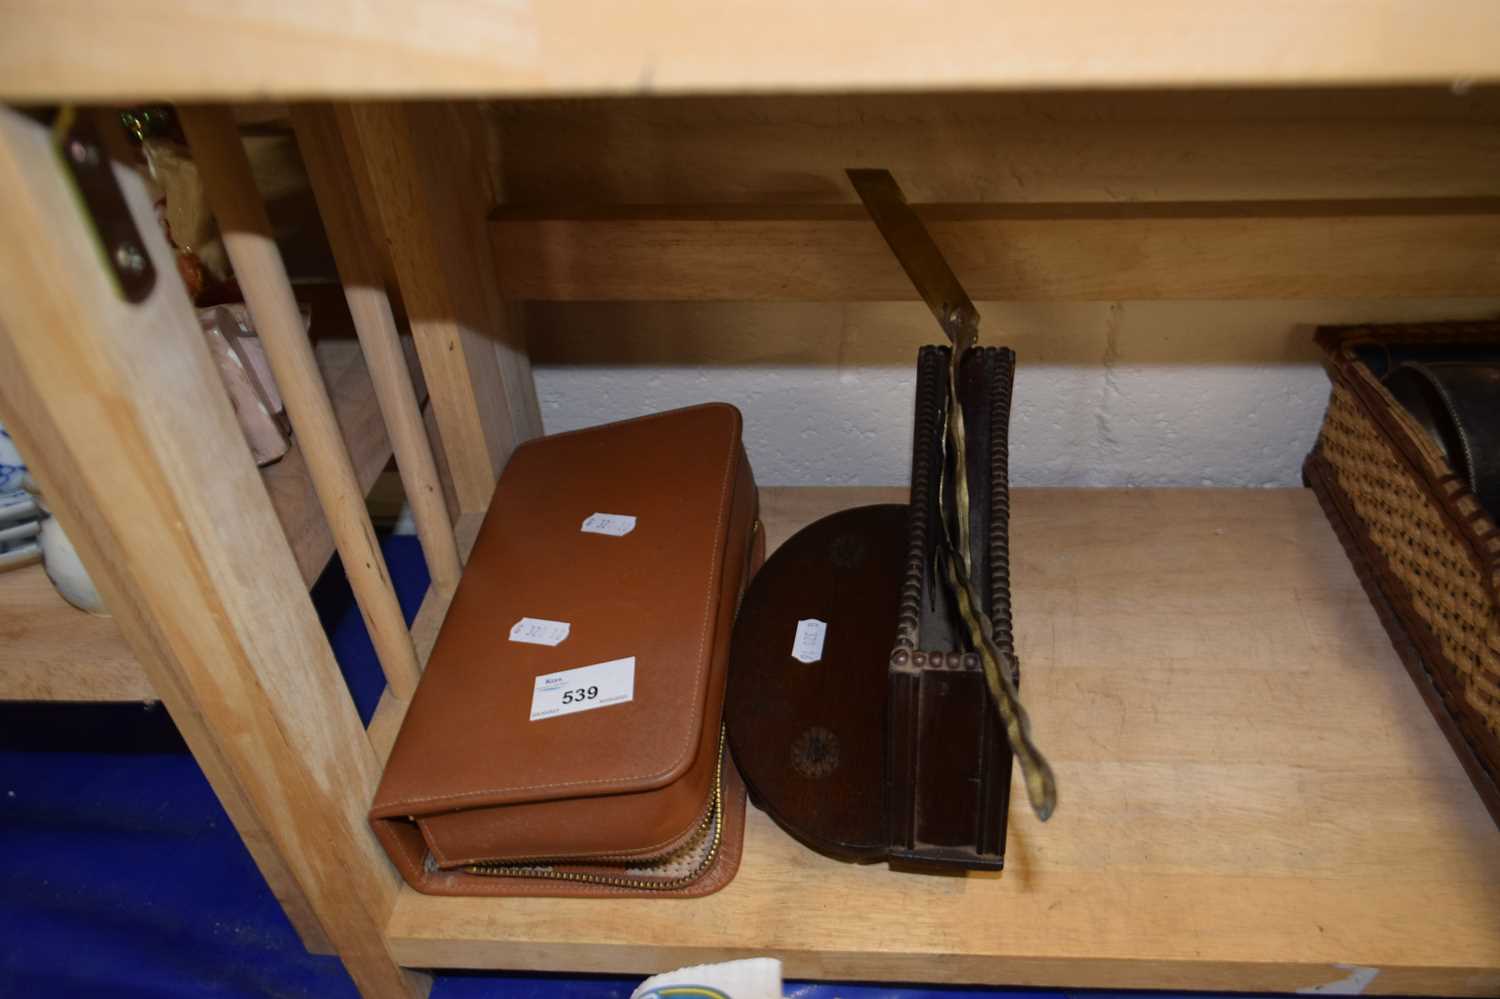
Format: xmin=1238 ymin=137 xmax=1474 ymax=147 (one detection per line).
xmin=463 ymin=730 xmax=726 ymax=891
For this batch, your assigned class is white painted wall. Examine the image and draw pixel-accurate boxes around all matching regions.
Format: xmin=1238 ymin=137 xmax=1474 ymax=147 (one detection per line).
xmin=530 ymin=299 xmax=1499 ymax=487
xmin=536 ymin=363 xmax=1328 ymax=487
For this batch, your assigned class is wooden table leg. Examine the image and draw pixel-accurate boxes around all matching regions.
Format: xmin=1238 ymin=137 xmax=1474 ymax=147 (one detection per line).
xmin=0 ymin=108 xmax=426 ymax=999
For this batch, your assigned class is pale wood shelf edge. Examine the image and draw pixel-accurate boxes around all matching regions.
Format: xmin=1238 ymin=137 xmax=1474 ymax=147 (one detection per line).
xmin=4 ymin=4 xmax=1500 ymax=101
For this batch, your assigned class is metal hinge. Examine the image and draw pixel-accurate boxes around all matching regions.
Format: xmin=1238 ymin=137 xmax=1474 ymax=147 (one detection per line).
xmin=49 ymin=107 xmax=156 ymax=303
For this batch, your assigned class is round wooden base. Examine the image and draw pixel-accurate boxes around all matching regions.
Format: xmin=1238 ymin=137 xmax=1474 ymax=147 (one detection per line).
xmin=725 ymin=503 xmax=907 ymax=861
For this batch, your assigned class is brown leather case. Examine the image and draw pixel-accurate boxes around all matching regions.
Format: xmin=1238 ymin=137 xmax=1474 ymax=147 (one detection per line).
xmin=371 ymin=404 xmax=761 ymax=897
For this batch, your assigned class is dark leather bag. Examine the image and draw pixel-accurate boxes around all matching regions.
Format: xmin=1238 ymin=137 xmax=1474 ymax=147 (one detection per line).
xmin=1384 ymin=361 xmax=1500 ymax=521
xmin=371 ymin=404 xmax=760 ymax=897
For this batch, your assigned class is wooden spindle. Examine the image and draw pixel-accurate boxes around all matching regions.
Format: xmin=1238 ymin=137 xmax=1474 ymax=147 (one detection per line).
xmin=341 ymin=102 xmax=540 ymax=513
xmin=180 ymin=105 xmax=421 ymax=700
xmin=289 ymin=104 xmax=463 ymax=599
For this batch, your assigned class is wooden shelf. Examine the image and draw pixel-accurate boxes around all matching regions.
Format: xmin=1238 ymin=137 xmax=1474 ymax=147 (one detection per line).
xmin=0 ymin=561 xmax=149 ymax=701
xmin=382 ymin=486 xmax=1500 ymax=995
xmin=0 ymin=335 xmax=421 ymax=701
xmin=4 ymin=4 xmax=1499 ymax=101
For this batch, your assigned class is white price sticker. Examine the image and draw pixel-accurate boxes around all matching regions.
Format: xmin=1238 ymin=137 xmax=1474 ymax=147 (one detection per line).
xmin=509 ymin=617 xmax=570 ymax=647
xmin=581 ymin=512 xmax=636 ymax=537
xmin=530 ymin=656 xmax=636 ymax=721
xmin=791 ymin=619 xmax=827 ymax=664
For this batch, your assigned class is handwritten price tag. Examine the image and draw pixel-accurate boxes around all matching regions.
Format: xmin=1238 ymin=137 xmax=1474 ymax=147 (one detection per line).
xmin=509 ymin=617 xmax=570 ymax=647
xmin=581 ymin=513 xmax=636 ymax=537
xmin=791 ymin=619 xmax=827 ymax=664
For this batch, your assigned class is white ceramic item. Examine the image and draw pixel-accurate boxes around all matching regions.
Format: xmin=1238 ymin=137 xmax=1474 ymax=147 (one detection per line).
xmin=38 ymin=502 xmax=108 ymax=614
xmin=0 ymin=422 xmax=29 ymax=496
xmin=0 ymin=420 xmax=108 ymax=613
xmin=0 ymin=424 xmax=40 ymax=571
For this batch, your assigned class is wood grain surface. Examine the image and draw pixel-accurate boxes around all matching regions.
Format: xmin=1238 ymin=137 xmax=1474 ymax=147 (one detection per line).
xmin=0 ymin=564 xmax=150 ymax=701
xmin=3 ymin=3 xmax=1500 ymax=100
xmin=491 ymin=203 xmax=1500 ymax=302
xmin=386 ymin=486 xmax=1500 ymax=995
xmin=260 ymin=338 xmax=416 ymax=586
xmin=490 ymin=91 xmax=1500 ymax=208
xmin=292 ymin=104 xmax=464 ymax=599
xmin=0 ymin=109 xmax=421 ymax=994
xmin=182 ymin=105 xmax=421 ymax=701
xmin=341 ymin=102 xmax=540 ymax=514
xmin=493 ymin=90 xmax=1500 ymax=371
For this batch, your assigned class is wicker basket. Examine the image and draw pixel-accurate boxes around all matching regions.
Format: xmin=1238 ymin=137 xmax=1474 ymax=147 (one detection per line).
xmin=1305 ymin=320 xmax=1500 ymax=826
